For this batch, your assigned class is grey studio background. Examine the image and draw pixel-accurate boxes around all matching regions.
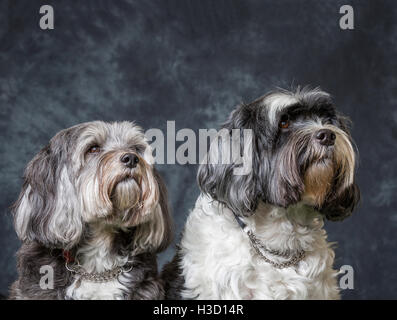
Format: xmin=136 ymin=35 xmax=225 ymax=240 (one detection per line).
xmin=0 ymin=0 xmax=396 ymax=299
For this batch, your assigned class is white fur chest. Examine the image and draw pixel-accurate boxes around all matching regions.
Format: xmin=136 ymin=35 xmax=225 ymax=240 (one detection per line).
xmin=65 ymin=275 xmax=130 ymax=300
xmin=64 ymin=232 xmax=131 ymax=300
xmin=180 ymin=195 xmax=340 ymax=300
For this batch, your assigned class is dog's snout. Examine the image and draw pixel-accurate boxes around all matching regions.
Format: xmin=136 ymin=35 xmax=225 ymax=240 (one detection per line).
xmin=315 ymin=129 xmax=336 ymax=146
xmin=120 ymin=153 xmax=139 ymax=168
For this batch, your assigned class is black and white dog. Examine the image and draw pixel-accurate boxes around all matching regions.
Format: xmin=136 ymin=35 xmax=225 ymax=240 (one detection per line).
xmin=10 ymin=121 xmax=172 ymax=300
xmin=163 ymin=88 xmax=359 ymax=299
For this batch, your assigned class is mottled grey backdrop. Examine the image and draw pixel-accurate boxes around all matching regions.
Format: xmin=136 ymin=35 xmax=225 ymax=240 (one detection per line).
xmin=0 ymin=0 xmax=396 ymax=299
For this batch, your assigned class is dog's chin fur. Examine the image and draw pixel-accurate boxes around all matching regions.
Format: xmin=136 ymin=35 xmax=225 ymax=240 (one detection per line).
xmin=112 ymin=178 xmax=141 ymax=214
xmin=302 ymin=159 xmax=334 ymax=207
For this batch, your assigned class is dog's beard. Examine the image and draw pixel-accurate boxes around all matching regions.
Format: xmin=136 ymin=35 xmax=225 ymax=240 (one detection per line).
xmin=111 ymin=177 xmax=141 ymax=212
xmin=107 ymin=169 xmax=158 ymax=227
xmin=78 ymin=151 xmax=159 ymax=227
xmin=275 ymin=124 xmax=356 ymax=209
xmin=303 ymin=159 xmax=334 ymax=207
xmin=301 ymin=126 xmax=355 ymax=207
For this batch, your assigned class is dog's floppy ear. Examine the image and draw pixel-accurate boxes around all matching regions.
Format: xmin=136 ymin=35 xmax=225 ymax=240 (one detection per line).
xmin=12 ymin=130 xmax=83 ymax=249
xmin=320 ymin=113 xmax=360 ymax=221
xmin=198 ymin=104 xmax=265 ymax=217
xmin=133 ymin=168 xmax=173 ymax=253
xmin=320 ymin=182 xmax=360 ymax=221
xmin=336 ymin=112 xmax=352 ymax=133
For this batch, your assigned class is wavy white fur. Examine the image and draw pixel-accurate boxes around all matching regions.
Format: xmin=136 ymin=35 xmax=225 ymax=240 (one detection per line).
xmin=179 ymin=194 xmax=340 ymax=300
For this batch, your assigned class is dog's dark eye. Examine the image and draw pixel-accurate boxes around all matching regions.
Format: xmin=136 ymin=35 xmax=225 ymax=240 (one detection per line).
xmin=279 ymin=114 xmax=290 ymax=129
xmin=87 ymin=145 xmax=101 ymax=154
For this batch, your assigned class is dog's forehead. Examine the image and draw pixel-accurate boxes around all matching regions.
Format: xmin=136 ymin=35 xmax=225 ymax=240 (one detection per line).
xmin=261 ymin=92 xmax=299 ymax=125
xmin=107 ymin=121 xmax=145 ymax=145
xmin=80 ymin=121 xmax=145 ymax=146
xmin=258 ymin=89 xmax=332 ymax=125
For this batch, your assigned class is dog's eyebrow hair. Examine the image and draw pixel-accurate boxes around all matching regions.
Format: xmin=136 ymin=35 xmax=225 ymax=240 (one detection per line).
xmin=278 ymin=103 xmax=305 ymax=116
xmin=310 ymin=102 xmax=335 ymax=113
xmin=278 ymin=102 xmax=336 ymax=118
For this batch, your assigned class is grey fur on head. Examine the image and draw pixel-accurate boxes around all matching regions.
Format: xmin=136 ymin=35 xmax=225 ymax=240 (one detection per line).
xmin=11 ymin=121 xmax=172 ymax=300
xmin=198 ymin=87 xmax=360 ymax=220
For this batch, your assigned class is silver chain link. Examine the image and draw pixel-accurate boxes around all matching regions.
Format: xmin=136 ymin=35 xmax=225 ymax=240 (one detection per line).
xmin=245 ymin=230 xmax=306 ymax=269
xmin=66 ymin=262 xmax=133 ymax=283
xmin=231 ymin=210 xmax=306 ymax=269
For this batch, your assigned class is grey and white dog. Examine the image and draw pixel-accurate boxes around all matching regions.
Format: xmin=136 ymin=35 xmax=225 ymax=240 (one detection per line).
xmin=10 ymin=121 xmax=172 ymax=300
xmin=163 ymin=88 xmax=360 ymax=299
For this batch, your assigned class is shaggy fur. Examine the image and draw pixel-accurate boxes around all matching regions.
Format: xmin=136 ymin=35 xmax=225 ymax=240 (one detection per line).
xmin=10 ymin=121 xmax=172 ymax=300
xmin=163 ymin=88 xmax=360 ymax=300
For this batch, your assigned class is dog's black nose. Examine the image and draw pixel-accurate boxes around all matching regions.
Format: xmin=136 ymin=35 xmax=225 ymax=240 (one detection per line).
xmin=120 ymin=153 xmax=139 ymax=168
xmin=316 ymin=129 xmax=336 ymax=146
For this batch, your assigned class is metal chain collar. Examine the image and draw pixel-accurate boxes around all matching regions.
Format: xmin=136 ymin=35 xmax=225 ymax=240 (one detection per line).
xmin=66 ymin=261 xmax=133 ymax=284
xmin=246 ymin=230 xmax=306 ymax=269
xmin=233 ymin=213 xmax=306 ymax=269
